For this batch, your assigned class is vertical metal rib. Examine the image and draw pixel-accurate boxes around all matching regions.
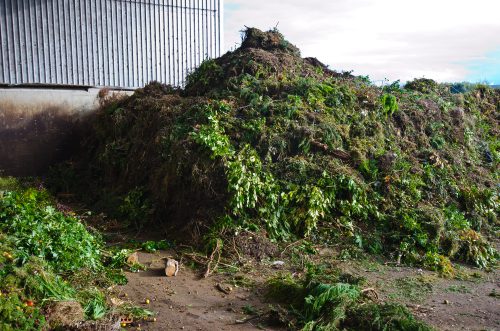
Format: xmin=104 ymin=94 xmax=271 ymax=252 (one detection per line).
xmin=16 ymin=0 xmax=25 ymax=83
xmin=174 ymin=0 xmax=178 ymax=86
xmin=74 ymin=0 xmax=81 ymax=85
xmin=208 ymin=0 xmax=212 ymax=59
xmin=184 ymin=0 xmax=188 ymax=82
xmin=181 ymin=0 xmax=184 ymax=84
xmin=10 ymin=0 xmax=18 ymax=83
xmin=82 ymin=0 xmax=88 ymax=85
xmin=123 ymin=0 xmax=128 ymax=87
xmin=58 ymin=0 xmax=65 ymax=84
xmin=139 ymin=0 xmax=144 ymax=86
xmin=150 ymin=0 xmax=154 ymax=84
xmin=102 ymin=0 xmax=107 ymax=86
xmin=161 ymin=0 xmax=165 ymax=84
xmin=70 ymin=0 xmax=76 ymax=85
xmin=90 ymin=0 xmax=96 ymax=86
xmin=100 ymin=0 xmax=105 ymax=86
xmin=118 ymin=0 xmax=123 ymax=87
xmin=0 ymin=1 xmax=4 ymax=83
xmin=110 ymin=0 xmax=115 ymax=87
xmin=48 ymin=0 xmax=55 ymax=83
xmin=133 ymin=0 xmax=138 ymax=87
xmin=187 ymin=0 xmax=191 ymax=74
xmin=197 ymin=0 xmax=200 ymax=68
xmin=35 ymin=0 xmax=41 ymax=82
xmin=204 ymin=0 xmax=208 ymax=60
xmin=167 ymin=0 xmax=171 ymax=85
xmin=152 ymin=0 xmax=157 ymax=82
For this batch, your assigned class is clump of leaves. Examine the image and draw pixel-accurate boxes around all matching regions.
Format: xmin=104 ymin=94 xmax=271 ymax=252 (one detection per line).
xmin=185 ymin=59 xmax=224 ymax=95
xmin=266 ymin=273 xmax=306 ymax=307
xmin=0 ymin=189 xmax=103 ymax=273
xmin=117 ymin=304 xmax=155 ymax=319
xmin=81 ymin=290 xmax=107 ymax=320
xmin=0 ymin=185 xmax=147 ymax=329
xmin=380 ymin=93 xmax=399 ymax=117
xmin=118 ymin=187 xmax=154 ymax=229
xmin=140 ymin=240 xmax=172 ymax=253
xmin=0 ymin=291 xmax=46 ymax=330
xmin=265 ymin=267 xmax=434 ymax=330
xmin=423 ymin=252 xmax=454 ymax=277
xmin=345 ymin=303 xmax=434 ymax=331
xmin=454 ymin=229 xmax=498 ymax=269
xmin=405 ymin=78 xmax=439 ymax=94
xmin=302 ymin=283 xmax=360 ymax=330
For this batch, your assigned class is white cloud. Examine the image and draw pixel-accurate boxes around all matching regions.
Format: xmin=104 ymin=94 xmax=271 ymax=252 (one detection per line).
xmin=224 ymin=0 xmax=500 ymax=82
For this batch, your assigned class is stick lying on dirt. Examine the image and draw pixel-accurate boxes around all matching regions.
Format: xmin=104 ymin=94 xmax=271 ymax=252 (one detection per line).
xmin=204 ymin=239 xmax=222 ymax=278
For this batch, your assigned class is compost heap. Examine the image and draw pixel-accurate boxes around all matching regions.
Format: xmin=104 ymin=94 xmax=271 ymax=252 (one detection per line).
xmin=61 ymin=28 xmax=499 ymax=271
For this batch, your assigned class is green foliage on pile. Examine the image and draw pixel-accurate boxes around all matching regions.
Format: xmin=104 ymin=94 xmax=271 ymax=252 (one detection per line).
xmin=0 ymin=181 xmax=149 ymax=330
xmin=62 ymin=29 xmax=498 ymax=272
xmin=0 ymin=189 xmax=102 ymax=273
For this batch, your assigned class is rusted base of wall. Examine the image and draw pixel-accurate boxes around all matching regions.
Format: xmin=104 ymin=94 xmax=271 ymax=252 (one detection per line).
xmin=0 ymin=87 xmax=132 ymax=176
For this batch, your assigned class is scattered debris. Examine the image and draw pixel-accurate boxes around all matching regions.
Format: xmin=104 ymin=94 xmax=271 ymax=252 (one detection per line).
xmin=110 ymin=297 xmax=126 ymax=307
xmin=120 ymin=316 xmax=133 ymax=326
xmin=215 ymin=283 xmax=233 ymax=295
xmin=165 ymin=258 xmax=179 ymax=277
xmin=127 ymin=252 xmax=140 ymax=265
xmin=360 ymin=287 xmax=380 ymax=302
xmin=272 ymin=260 xmax=285 ymax=268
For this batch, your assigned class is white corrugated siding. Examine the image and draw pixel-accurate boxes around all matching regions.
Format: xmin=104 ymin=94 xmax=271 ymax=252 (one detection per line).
xmin=0 ymin=0 xmax=223 ymax=88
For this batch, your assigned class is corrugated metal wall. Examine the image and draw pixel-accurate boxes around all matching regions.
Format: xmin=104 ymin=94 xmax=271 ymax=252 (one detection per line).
xmin=0 ymin=0 xmax=223 ymax=88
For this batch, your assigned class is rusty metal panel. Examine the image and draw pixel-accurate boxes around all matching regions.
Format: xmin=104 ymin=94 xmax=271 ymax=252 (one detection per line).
xmin=0 ymin=0 xmax=223 ymax=88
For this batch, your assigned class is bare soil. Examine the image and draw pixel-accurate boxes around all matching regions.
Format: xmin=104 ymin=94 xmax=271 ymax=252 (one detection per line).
xmin=111 ymin=249 xmax=498 ymax=331
xmin=114 ymin=251 xmax=283 ymax=331
xmin=337 ymin=259 xmax=500 ymax=331
xmin=81 ymin=211 xmax=499 ymax=331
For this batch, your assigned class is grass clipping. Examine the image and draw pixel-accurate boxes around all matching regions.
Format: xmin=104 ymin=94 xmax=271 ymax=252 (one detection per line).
xmin=58 ymin=28 xmax=499 ymax=272
xmin=266 ymin=269 xmax=433 ymax=330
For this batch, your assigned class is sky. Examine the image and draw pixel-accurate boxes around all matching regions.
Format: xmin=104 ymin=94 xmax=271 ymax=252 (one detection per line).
xmin=224 ymin=0 xmax=500 ymax=84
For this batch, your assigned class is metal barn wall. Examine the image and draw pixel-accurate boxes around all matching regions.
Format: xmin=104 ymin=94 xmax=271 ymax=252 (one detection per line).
xmin=0 ymin=0 xmax=223 ymax=88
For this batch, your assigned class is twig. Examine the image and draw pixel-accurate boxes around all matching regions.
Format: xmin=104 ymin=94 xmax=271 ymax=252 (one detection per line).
xmin=215 ymin=283 xmax=232 ymax=295
xmin=203 ymin=239 xmax=221 ymax=278
xmin=232 ymin=237 xmax=243 ymax=263
xmin=183 ymin=252 xmax=206 ymax=265
xmin=234 ymin=313 xmax=266 ymax=325
xmin=280 ymin=239 xmax=304 ymax=257
xmin=183 ymin=252 xmax=235 ymax=269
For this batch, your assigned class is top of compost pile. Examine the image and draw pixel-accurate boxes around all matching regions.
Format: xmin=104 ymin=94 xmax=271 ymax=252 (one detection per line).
xmin=183 ymin=28 xmax=347 ymax=96
xmin=56 ymin=28 xmax=499 ymax=274
xmin=240 ymin=27 xmax=301 ymax=55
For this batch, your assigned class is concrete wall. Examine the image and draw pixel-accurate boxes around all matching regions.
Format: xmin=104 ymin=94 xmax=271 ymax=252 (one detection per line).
xmin=0 ymin=87 xmax=131 ymax=176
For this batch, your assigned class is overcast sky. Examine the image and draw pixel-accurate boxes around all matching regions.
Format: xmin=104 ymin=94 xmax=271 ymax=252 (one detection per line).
xmin=224 ymin=0 xmax=500 ymax=84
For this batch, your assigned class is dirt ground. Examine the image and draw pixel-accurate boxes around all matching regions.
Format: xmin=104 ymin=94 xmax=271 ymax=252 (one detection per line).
xmin=338 ymin=259 xmax=500 ymax=331
xmin=114 ymin=251 xmax=283 ymax=331
xmin=81 ymin=212 xmax=499 ymax=331
xmin=112 ymin=249 xmax=498 ymax=331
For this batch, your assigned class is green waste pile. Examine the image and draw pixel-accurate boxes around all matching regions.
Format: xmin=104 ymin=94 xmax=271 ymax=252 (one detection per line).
xmin=0 ymin=179 xmax=152 ymax=330
xmin=55 ymin=28 xmax=499 ymax=274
